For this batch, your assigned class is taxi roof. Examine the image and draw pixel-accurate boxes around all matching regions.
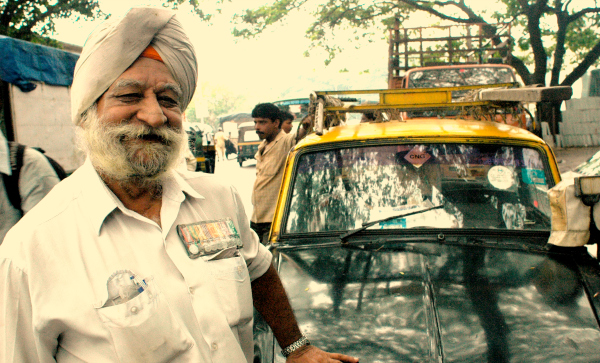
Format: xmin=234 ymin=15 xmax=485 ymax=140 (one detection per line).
xmin=296 ymin=118 xmax=545 ymax=150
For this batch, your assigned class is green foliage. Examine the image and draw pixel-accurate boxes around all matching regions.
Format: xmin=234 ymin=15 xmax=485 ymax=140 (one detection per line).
xmin=190 ymin=82 xmax=246 ymax=130
xmin=0 ymin=0 xmax=214 ymax=45
xmin=234 ymin=0 xmax=410 ymax=66
xmin=0 ymin=0 xmax=104 ymax=43
xmin=233 ymin=0 xmax=600 ymax=86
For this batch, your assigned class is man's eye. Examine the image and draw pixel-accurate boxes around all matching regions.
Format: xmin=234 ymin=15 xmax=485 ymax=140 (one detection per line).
xmin=117 ymin=93 xmax=142 ymax=102
xmin=159 ymin=96 xmax=180 ymax=108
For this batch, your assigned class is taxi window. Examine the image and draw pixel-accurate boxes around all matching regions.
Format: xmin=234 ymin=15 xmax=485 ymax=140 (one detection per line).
xmin=284 ymin=143 xmax=553 ymax=234
xmin=408 ymin=67 xmax=516 ymax=89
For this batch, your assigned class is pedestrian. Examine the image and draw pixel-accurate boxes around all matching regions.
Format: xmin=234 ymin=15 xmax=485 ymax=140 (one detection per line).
xmin=0 ymin=8 xmax=358 ymax=363
xmin=281 ymin=110 xmax=295 ymax=133
xmin=214 ymin=127 xmax=226 ymax=161
xmin=250 ymin=103 xmax=312 ymax=243
xmin=0 ymin=131 xmax=60 ymax=243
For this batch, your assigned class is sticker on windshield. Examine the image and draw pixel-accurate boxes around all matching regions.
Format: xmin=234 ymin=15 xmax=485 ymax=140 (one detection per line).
xmin=488 ymin=166 xmax=514 ymax=190
xmin=522 ymin=169 xmax=546 ymax=185
xmin=404 ymin=146 xmax=431 ymax=168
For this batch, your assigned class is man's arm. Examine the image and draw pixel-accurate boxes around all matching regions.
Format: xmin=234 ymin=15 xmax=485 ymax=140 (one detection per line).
xmin=251 ymin=264 xmax=359 ymax=362
xmin=294 ymin=116 xmax=313 ymax=144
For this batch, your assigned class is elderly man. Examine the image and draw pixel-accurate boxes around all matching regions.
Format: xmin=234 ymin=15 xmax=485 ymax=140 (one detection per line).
xmin=0 ymin=8 xmax=358 ymax=363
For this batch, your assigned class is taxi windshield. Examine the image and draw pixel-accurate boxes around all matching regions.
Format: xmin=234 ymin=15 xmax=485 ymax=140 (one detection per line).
xmin=284 ymin=143 xmax=553 ymax=234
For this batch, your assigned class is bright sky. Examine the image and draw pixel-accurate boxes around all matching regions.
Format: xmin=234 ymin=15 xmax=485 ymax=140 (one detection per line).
xmin=53 ymin=0 xmax=588 ymax=113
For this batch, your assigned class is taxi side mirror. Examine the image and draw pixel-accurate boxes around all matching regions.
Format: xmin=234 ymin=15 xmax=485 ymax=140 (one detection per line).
xmin=574 ymin=176 xmax=600 ymax=206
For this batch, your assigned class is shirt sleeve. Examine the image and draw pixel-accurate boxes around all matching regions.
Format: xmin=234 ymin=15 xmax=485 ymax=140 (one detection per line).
xmin=18 ymin=148 xmax=60 ymax=214
xmin=229 ymin=184 xmax=272 ymax=281
xmin=0 ymin=258 xmax=51 ymax=362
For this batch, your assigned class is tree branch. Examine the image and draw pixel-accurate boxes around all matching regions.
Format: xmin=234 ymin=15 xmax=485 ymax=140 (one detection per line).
xmin=561 ymin=38 xmax=600 ymax=86
xmin=395 ymin=0 xmax=479 ymax=24
xmin=569 ymin=7 xmax=600 ymax=23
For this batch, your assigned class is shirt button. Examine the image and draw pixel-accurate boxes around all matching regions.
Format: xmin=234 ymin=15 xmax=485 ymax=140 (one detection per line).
xmin=211 ymin=342 xmax=218 ymax=351
xmin=130 ymin=306 xmax=139 ymax=315
xmin=189 ymin=287 xmax=194 ymax=294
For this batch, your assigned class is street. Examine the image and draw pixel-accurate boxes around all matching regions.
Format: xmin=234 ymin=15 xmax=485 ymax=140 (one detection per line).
xmin=553 ymin=146 xmax=600 ymax=175
xmin=214 ymin=155 xmax=257 ymax=218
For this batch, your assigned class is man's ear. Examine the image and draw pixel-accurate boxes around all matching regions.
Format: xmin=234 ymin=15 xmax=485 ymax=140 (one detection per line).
xmin=275 ymin=119 xmax=282 ymax=129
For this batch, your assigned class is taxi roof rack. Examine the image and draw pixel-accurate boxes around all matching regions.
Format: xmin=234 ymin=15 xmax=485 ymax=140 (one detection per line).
xmin=309 ymin=84 xmax=572 ymax=135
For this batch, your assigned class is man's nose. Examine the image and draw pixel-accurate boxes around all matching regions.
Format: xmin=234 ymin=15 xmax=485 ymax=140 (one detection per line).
xmin=137 ymin=96 xmax=167 ymax=127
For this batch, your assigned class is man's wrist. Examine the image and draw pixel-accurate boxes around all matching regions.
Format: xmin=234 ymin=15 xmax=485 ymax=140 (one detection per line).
xmin=281 ymin=335 xmax=310 ymax=357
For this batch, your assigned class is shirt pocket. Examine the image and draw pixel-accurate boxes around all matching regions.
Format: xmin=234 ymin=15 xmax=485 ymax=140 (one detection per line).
xmin=96 ymin=280 xmax=194 ymax=363
xmin=203 ymin=252 xmax=253 ymax=327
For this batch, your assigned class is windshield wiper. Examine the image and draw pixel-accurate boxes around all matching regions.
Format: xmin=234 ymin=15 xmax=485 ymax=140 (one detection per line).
xmin=340 ymin=203 xmax=445 ymax=243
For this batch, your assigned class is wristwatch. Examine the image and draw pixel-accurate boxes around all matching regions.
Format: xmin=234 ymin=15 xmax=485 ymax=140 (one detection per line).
xmin=281 ymin=336 xmax=311 ymax=358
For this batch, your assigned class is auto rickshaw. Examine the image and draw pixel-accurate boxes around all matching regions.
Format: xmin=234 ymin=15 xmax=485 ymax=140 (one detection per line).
xmin=236 ymin=121 xmax=261 ymax=166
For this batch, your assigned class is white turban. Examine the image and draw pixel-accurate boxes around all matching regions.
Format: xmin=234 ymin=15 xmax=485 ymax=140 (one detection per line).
xmin=71 ymin=7 xmax=197 ymax=125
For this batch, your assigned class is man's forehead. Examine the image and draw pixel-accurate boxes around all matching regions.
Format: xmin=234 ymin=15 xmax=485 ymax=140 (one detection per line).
xmin=111 ymin=78 xmax=182 ymax=95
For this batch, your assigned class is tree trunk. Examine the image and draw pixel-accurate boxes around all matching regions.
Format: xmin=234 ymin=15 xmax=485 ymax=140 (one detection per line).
xmin=550 ymin=10 xmax=569 ymax=87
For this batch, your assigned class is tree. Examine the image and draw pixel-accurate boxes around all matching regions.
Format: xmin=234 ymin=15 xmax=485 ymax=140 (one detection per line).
xmin=0 ymin=0 xmax=213 ymax=46
xmin=186 ymin=83 xmax=246 ymax=131
xmin=233 ymin=0 xmax=600 ymax=88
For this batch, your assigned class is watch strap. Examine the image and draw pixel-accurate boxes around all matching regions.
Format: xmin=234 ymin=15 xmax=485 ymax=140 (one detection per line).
xmin=281 ymin=335 xmax=310 ymax=357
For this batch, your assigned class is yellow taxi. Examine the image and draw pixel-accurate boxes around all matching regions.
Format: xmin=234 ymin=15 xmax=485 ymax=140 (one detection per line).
xmin=252 ymin=86 xmax=600 ymax=363
xmin=269 ymin=85 xmax=566 ymax=242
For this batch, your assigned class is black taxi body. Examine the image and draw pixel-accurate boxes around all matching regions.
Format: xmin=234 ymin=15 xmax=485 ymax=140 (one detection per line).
xmin=253 ymin=87 xmax=600 ymax=362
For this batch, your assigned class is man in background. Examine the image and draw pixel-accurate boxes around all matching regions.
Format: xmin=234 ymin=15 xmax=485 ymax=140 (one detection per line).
xmin=214 ymin=127 xmax=226 ymax=162
xmin=281 ymin=110 xmax=295 ymax=133
xmin=250 ymin=103 xmax=311 ymax=243
xmin=0 ymin=131 xmax=59 ymax=242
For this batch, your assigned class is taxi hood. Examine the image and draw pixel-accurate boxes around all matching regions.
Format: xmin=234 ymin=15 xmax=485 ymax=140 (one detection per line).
xmin=272 ymin=241 xmax=600 ymax=362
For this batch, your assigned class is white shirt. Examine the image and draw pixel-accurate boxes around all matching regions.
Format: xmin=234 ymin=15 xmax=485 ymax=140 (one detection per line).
xmin=0 ymin=159 xmax=272 ymax=363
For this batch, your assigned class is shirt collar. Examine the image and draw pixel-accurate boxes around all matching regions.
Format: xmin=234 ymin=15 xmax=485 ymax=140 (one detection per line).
xmin=78 ymin=159 xmax=204 ymax=235
xmin=0 ymin=132 xmax=10 ymax=175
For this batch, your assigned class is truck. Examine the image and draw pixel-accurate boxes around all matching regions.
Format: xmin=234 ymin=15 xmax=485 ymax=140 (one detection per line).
xmin=0 ymin=35 xmax=84 ymax=173
xmin=386 ymin=22 xmax=560 ymax=135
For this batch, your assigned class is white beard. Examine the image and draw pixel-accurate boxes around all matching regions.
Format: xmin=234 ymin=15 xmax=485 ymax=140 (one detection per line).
xmin=78 ymin=106 xmax=186 ymax=185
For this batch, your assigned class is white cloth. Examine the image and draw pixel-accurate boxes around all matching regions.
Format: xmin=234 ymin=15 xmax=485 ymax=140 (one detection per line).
xmin=71 ymin=7 xmax=197 ymax=125
xmin=547 ymin=172 xmax=591 ymax=247
xmin=0 ymin=132 xmax=9 ymax=175
xmin=0 ymin=147 xmax=60 ymax=243
xmin=0 ymin=160 xmax=272 ymax=362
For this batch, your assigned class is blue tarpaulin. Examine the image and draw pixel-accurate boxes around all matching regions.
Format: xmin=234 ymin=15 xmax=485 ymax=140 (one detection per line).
xmin=0 ymin=35 xmax=79 ymax=92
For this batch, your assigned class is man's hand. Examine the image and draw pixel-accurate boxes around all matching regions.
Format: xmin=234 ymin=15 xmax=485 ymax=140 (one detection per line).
xmin=301 ymin=115 xmax=313 ymax=131
xmin=286 ymin=345 xmax=359 ymax=363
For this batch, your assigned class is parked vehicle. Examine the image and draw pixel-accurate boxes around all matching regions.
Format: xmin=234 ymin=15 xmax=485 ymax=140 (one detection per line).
xmin=253 ymin=87 xmax=600 ymax=362
xmin=184 ymin=122 xmax=216 ymax=173
xmin=387 ymin=23 xmax=546 ymax=135
xmin=237 ymin=121 xmax=261 ymax=166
